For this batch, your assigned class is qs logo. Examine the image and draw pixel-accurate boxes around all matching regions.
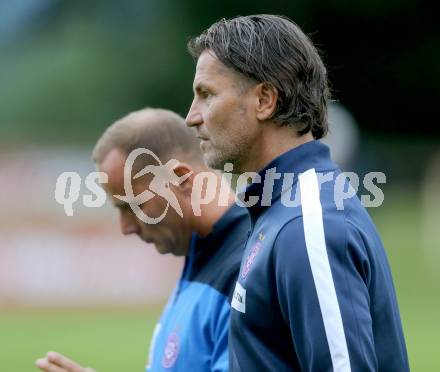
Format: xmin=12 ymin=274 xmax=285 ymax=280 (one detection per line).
xmin=114 ymin=148 xmax=192 ymax=225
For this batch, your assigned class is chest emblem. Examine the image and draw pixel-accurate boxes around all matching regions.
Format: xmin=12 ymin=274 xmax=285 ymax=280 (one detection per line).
xmin=162 ymin=332 xmax=179 ymax=368
xmin=241 ymin=241 xmax=262 ymax=279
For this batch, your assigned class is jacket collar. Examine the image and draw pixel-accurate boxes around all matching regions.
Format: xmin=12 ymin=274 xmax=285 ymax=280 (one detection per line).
xmin=239 ymin=140 xmax=337 ymax=221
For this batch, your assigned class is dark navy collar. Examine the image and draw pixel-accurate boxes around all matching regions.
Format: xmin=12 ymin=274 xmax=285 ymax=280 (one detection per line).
xmin=181 ymin=203 xmax=249 ymax=280
xmin=193 ymin=203 xmax=248 ymax=253
xmin=179 ymin=203 xmax=248 ymax=281
xmin=240 ymin=140 xmax=337 ymax=219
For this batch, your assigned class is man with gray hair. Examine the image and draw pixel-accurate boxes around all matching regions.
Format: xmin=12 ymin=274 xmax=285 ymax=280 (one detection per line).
xmin=186 ymin=15 xmax=409 ymax=371
xmin=36 ymin=108 xmax=249 ymax=371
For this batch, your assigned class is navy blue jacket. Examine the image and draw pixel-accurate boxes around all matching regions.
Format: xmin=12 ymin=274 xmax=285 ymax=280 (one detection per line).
xmin=229 ymin=141 xmax=409 ymax=371
xmin=146 ymin=204 xmax=249 ymax=371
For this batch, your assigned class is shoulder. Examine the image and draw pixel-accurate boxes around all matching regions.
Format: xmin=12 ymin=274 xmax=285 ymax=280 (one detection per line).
xmin=271 ymin=203 xmax=350 ymax=273
xmin=192 ymin=205 xmax=249 ymax=300
xmin=271 ymin=205 xmax=376 ymax=292
xmin=271 ymin=217 xmax=309 ymax=273
xmin=210 ymin=233 xmax=247 ymax=301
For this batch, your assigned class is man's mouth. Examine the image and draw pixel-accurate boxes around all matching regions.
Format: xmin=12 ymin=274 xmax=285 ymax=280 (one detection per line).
xmin=141 ymin=235 xmax=155 ymax=244
xmin=196 ymin=134 xmax=209 ymax=141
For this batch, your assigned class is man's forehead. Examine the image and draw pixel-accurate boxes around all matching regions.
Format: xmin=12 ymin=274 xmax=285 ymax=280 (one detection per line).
xmin=99 ymin=149 xmax=126 ymax=181
xmin=100 ymin=149 xmax=152 ymax=176
xmin=194 ymin=50 xmax=254 ymax=93
xmin=194 ymin=50 xmax=230 ymax=80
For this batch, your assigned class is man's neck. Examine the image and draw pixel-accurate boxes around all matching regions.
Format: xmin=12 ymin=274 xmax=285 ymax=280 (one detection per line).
xmin=239 ymin=126 xmax=314 ymax=173
xmin=192 ymin=174 xmax=236 ymax=237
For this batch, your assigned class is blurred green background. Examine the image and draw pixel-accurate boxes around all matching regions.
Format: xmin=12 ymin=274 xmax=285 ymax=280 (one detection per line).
xmin=1 ymin=193 xmax=439 ymax=371
xmin=1 ymin=0 xmax=439 ymax=145
xmin=0 ymin=0 xmax=439 ymax=371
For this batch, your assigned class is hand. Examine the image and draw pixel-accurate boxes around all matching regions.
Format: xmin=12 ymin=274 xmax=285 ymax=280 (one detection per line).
xmin=36 ymin=351 xmax=96 ymax=372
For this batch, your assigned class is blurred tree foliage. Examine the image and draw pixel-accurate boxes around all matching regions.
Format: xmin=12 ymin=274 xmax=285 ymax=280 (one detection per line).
xmin=0 ymin=0 xmax=438 ymax=145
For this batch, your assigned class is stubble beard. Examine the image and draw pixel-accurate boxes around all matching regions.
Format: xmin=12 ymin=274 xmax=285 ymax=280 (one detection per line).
xmin=204 ymin=151 xmax=227 ymax=170
xmin=203 ymin=141 xmax=249 ymax=173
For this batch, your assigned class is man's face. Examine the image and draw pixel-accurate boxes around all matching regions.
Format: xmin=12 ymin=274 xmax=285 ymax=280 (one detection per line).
xmin=99 ymin=149 xmax=191 ymax=256
xmin=186 ymin=50 xmax=261 ymax=171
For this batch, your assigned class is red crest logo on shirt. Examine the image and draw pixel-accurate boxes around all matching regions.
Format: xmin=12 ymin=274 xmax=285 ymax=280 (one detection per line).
xmin=241 ymin=241 xmax=262 ymax=279
xmin=162 ymin=332 xmax=179 ymax=368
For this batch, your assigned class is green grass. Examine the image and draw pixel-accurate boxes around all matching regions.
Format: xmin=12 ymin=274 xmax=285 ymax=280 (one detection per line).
xmin=370 ymin=189 xmax=440 ymax=371
xmin=0 ymin=307 xmax=161 ymax=372
xmin=1 ymin=189 xmax=439 ymax=371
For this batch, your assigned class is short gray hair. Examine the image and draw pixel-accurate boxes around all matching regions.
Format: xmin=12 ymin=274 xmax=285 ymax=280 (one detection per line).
xmin=188 ymin=14 xmax=330 ymax=139
xmin=93 ymin=107 xmax=203 ymax=168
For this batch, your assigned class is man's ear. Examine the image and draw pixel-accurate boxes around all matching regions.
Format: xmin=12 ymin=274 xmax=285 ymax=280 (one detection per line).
xmin=171 ymin=163 xmax=194 ymax=196
xmin=255 ymin=82 xmax=278 ymax=121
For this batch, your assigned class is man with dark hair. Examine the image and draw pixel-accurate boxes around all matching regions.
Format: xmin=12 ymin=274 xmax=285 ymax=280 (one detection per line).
xmin=36 ymin=108 xmax=249 ymax=372
xmin=186 ymin=15 xmax=409 ymax=371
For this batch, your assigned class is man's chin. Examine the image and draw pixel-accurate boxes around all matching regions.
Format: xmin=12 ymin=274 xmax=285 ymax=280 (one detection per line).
xmin=203 ymin=152 xmax=225 ymax=171
xmin=153 ymin=243 xmax=171 ymax=255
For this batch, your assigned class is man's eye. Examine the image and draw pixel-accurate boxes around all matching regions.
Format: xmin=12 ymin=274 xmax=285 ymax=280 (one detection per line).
xmin=118 ymin=204 xmax=130 ymax=212
xmin=200 ymin=90 xmax=211 ymax=98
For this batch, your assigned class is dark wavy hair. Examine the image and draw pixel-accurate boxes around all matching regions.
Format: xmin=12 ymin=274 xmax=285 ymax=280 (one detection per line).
xmin=188 ymin=14 xmax=330 ymax=139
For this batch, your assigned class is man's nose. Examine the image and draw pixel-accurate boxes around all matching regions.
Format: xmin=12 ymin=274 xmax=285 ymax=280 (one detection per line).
xmin=120 ymin=214 xmax=141 ymax=236
xmin=185 ymin=101 xmax=203 ymax=127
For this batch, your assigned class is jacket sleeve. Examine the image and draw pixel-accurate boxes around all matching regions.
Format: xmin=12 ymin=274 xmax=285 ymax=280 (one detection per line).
xmin=273 ymin=217 xmax=378 ymax=371
xmin=210 ymin=296 xmax=231 ymax=372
